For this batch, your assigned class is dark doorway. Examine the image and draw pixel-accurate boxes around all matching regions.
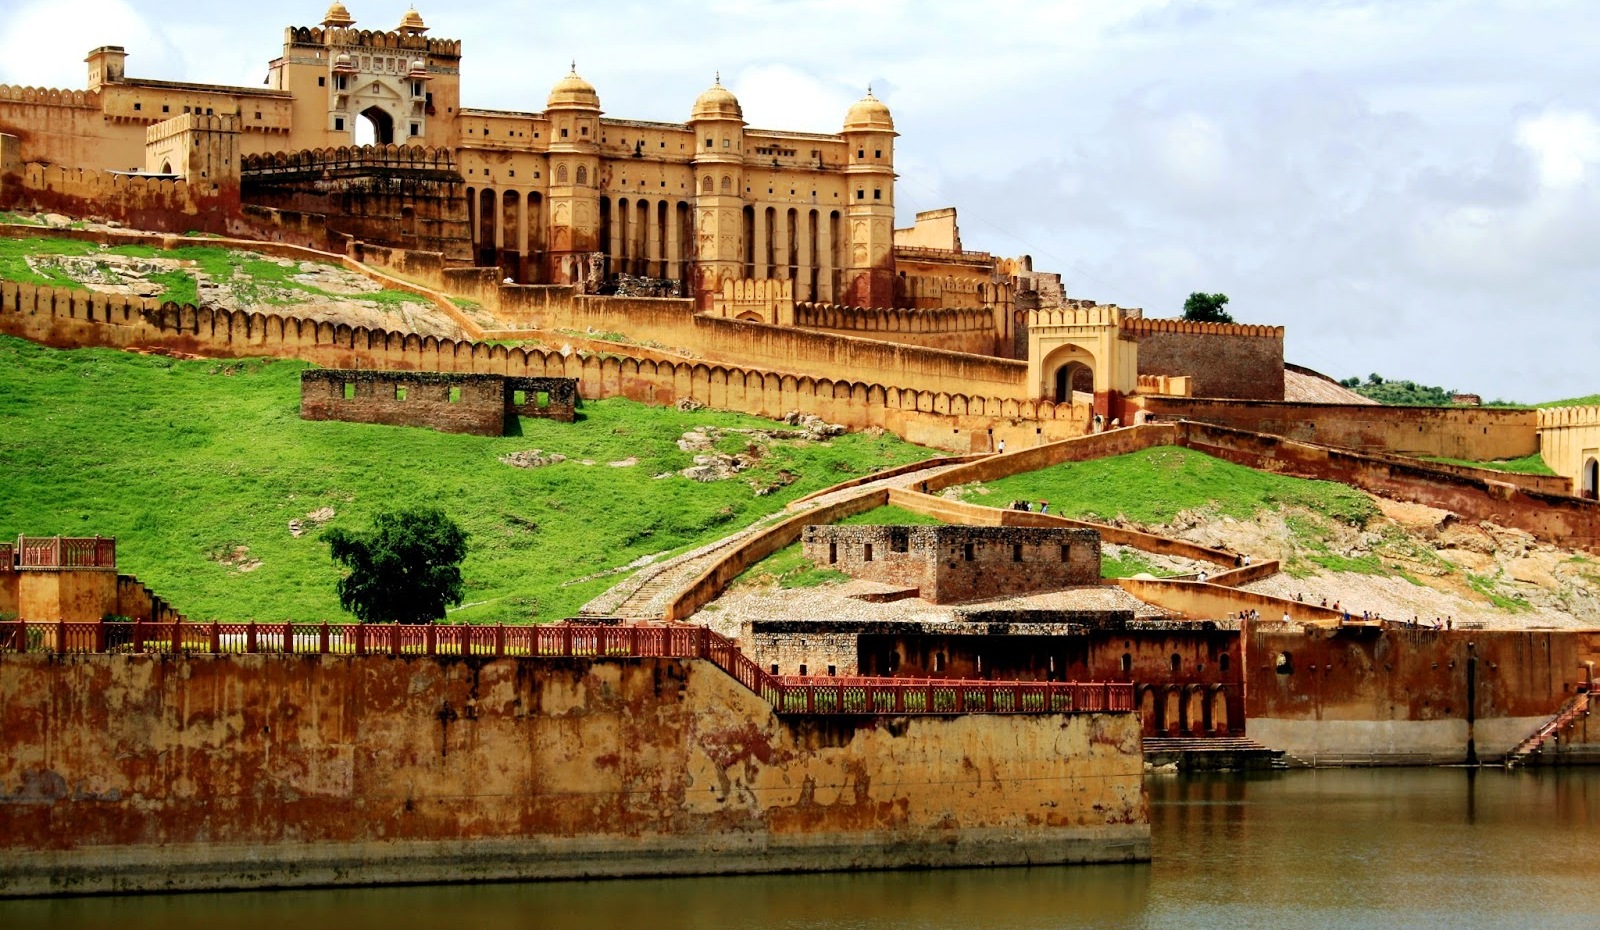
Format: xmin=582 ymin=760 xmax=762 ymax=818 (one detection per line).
xmin=357 ymin=106 xmax=395 ymax=146
xmin=1584 ymin=457 xmax=1598 ymax=500
xmin=1053 ymin=362 xmax=1093 ymax=403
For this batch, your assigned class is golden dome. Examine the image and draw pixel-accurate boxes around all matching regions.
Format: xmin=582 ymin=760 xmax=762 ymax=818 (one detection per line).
xmin=322 ymin=2 xmax=355 ymax=27
xmin=396 ymin=7 xmax=428 ymax=34
xmin=547 ymin=66 xmax=600 ymax=111
xmin=690 ymin=77 xmax=743 ymax=122
xmin=844 ymin=90 xmax=894 ymax=133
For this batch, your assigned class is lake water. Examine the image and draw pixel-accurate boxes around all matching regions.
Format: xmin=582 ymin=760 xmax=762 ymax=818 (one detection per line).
xmin=5 ymin=768 xmax=1597 ymax=929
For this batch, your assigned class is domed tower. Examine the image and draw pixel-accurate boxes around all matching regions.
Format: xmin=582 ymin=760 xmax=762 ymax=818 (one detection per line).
xmin=396 ymin=7 xmax=428 ymax=34
xmin=841 ymin=89 xmax=897 ymax=307
xmin=322 ymin=3 xmax=355 ymax=27
xmin=544 ymin=66 xmax=603 ymax=287
xmin=687 ymin=76 xmax=747 ymax=309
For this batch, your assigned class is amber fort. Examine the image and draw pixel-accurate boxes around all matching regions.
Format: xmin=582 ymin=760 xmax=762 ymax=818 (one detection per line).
xmin=2 ymin=2 xmax=1600 ymax=898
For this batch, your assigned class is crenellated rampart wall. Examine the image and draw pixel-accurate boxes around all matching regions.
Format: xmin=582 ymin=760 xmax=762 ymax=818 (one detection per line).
xmin=794 ymin=301 xmax=996 ymax=354
xmin=1121 ymin=318 xmax=1286 ymax=401
xmin=0 ymin=280 xmax=1089 ymax=453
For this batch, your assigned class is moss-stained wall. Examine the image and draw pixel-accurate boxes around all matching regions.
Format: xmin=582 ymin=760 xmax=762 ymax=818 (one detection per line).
xmin=0 ymin=653 xmax=1149 ymax=896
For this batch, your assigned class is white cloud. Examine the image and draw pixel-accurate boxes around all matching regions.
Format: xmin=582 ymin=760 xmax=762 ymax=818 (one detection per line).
xmin=0 ymin=0 xmax=174 ymax=88
xmin=1516 ymin=108 xmax=1600 ymax=189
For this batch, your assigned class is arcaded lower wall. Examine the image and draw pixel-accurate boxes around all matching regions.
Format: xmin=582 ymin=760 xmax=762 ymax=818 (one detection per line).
xmin=0 ymin=653 xmax=1149 ymax=896
xmin=1140 ymin=396 xmax=1539 ymax=461
xmin=1245 ymin=625 xmax=1600 ymax=764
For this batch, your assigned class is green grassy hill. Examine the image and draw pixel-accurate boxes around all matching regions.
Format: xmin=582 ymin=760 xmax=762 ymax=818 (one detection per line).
xmin=0 ymin=336 xmax=933 ymax=623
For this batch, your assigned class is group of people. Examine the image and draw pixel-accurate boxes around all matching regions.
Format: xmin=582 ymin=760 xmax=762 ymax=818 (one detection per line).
xmin=1008 ymin=500 xmax=1050 ymax=514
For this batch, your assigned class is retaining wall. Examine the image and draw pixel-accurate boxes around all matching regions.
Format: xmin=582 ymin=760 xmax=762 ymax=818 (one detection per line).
xmin=0 ymin=652 xmax=1149 ymax=895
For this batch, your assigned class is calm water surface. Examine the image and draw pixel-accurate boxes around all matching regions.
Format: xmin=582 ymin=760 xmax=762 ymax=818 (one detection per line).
xmin=6 ymin=768 xmax=1598 ymax=929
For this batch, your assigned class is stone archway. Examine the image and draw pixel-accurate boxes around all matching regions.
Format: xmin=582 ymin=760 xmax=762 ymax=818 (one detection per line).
xmin=1210 ymin=686 xmax=1230 ymax=734
xmin=1053 ymin=361 xmax=1094 ymax=404
xmin=1584 ymin=457 xmax=1598 ymax=500
xmin=356 ymin=105 xmax=395 ymax=146
xmin=1139 ymin=686 xmax=1160 ymax=736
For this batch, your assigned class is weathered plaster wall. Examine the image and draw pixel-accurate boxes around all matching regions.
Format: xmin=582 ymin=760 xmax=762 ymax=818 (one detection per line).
xmin=1244 ymin=625 xmax=1600 ymax=764
xmin=1539 ymin=406 xmax=1600 ymax=499
xmin=0 ymin=653 xmax=1150 ymax=896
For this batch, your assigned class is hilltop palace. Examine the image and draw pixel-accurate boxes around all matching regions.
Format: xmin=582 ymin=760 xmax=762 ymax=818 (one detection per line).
xmin=0 ymin=3 xmax=1595 ymax=493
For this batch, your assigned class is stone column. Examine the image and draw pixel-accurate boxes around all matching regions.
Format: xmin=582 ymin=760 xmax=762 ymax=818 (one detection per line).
xmin=753 ymin=203 xmax=769 ymax=280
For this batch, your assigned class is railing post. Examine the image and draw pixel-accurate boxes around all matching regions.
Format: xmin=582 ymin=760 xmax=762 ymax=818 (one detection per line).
xmin=495 ymin=624 xmax=505 ymax=658
xmin=355 ymin=623 xmax=366 ymax=656
xmin=95 ymin=621 xmax=107 ymax=654
xmin=285 ymin=623 xmax=296 ymax=655
xmin=209 ymin=622 xmax=221 ymax=654
xmin=320 ymin=622 xmax=330 ymax=655
xmin=55 ymin=620 xmax=66 ymax=655
xmin=563 ymin=624 xmax=573 ymax=657
xmin=246 ymin=621 xmax=258 ymax=654
xmin=425 ymin=624 xmax=436 ymax=656
xmin=390 ymin=623 xmax=400 ymax=656
xmin=132 ymin=620 xmax=144 ymax=653
xmin=630 ymin=624 xmax=639 ymax=656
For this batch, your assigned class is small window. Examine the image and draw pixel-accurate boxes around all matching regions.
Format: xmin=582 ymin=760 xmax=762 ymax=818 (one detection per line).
xmin=580 ymin=126 xmax=588 ymax=136
xmin=1120 ymin=653 xmax=1132 ymax=673
xmin=890 ymin=530 xmax=909 ymax=554
xmin=770 ymin=664 xmax=779 ymax=675
xmin=561 ymin=127 xmax=569 ymax=138
xmin=335 ymin=117 xmax=345 ymax=131
xmin=409 ymin=123 xmax=420 ymax=136
xmin=1276 ymin=652 xmax=1293 ymax=675
xmin=412 ymin=81 xmax=422 ymax=96
xmin=318 ymin=76 xmax=326 ymax=87
xmin=723 ymin=138 xmax=731 ymax=147
xmin=254 ymin=111 xmax=261 ymax=120
xmin=874 ymin=149 xmax=882 ymax=158
xmin=1060 ymin=544 xmax=1070 ymax=562
xmin=1171 ymin=654 xmax=1182 ymax=672
xmin=342 ymin=382 xmax=355 ymax=400
xmin=395 ymin=385 xmax=407 ymax=401
xmin=857 ymin=149 xmax=864 ymax=158
xmin=963 ymin=543 xmax=974 ymax=561
xmin=799 ymin=664 xmax=807 ymax=677
xmin=1220 ymin=654 xmax=1231 ymax=673
xmin=536 ymin=391 xmax=550 ymax=407
xmin=827 ymin=665 xmax=836 ymax=677
xmin=513 ymin=389 xmax=527 ymax=406
xmin=133 ymin=102 xmax=141 ymax=111
xmin=448 ymin=386 xmax=461 ymax=403
xmin=205 ymin=108 xmax=213 ymax=115
xmin=162 ymin=105 xmax=169 ymax=113
xmin=864 ymin=543 xmax=873 ymax=562
xmin=705 ymin=137 xmax=713 ymax=148
xmin=828 ymin=542 xmax=837 ymax=564
xmin=873 ymin=189 xmax=882 ymax=200
xmin=1012 ymin=543 xmax=1022 ymax=563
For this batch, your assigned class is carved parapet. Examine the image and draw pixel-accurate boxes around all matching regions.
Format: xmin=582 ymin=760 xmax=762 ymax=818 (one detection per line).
xmin=713 ymin=277 xmax=795 ymax=325
xmin=145 ymin=113 xmax=241 ymax=145
xmin=1119 ymin=317 xmax=1283 ymax=339
xmin=1027 ymin=304 xmax=1128 ymax=330
xmin=1538 ymin=406 xmax=1600 ymax=429
xmin=795 ymin=301 xmax=995 ymax=334
xmin=0 ymin=84 xmax=99 ymax=108
xmin=241 ymin=144 xmax=458 ymax=176
xmin=287 ymin=25 xmax=462 ymax=58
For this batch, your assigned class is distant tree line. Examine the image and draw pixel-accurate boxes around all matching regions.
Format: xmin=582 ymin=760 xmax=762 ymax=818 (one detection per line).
xmin=1338 ymin=373 xmax=1474 ymax=407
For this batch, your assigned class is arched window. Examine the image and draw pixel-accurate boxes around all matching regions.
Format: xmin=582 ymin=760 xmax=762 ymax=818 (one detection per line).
xmin=1120 ymin=653 xmax=1132 ymax=673
xmin=556 ymin=164 xmax=569 ymax=184
xmin=1275 ymin=652 xmax=1293 ymax=675
xmin=575 ymin=165 xmax=588 ymax=185
xmin=1170 ymin=653 xmax=1181 ymax=672
xmin=720 ymin=175 xmax=732 ymax=193
xmin=1219 ymin=653 xmax=1230 ymax=673
xmin=1585 ymin=457 xmax=1599 ymax=500
xmin=701 ymin=175 xmax=714 ymax=194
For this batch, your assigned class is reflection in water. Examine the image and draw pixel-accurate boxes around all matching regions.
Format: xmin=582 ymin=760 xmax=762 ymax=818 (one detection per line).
xmin=5 ymin=769 xmax=1597 ymax=930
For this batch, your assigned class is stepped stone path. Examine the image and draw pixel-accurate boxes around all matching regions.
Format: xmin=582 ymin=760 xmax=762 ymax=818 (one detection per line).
xmin=580 ymin=459 xmax=974 ymax=621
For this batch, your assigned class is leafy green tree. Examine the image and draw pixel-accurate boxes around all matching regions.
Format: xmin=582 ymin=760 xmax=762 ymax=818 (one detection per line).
xmin=1182 ymin=292 xmax=1234 ymax=323
xmin=324 ymin=508 xmax=468 ymax=623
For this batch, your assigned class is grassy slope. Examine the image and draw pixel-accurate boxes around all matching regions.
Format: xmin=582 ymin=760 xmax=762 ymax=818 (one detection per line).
xmin=0 ymin=336 xmax=934 ymax=623
xmin=0 ymin=236 xmax=419 ymax=308
xmin=1422 ymin=452 xmax=1557 ymax=476
xmin=1539 ymin=394 xmax=1600 ymax=408
xmin=958 ymin=446 xmax=1378 ymax=527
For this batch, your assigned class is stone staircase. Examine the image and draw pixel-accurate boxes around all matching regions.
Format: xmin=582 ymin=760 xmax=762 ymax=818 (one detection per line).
xmin=1505 ymin=690 xmax=1591 ymax=769
xmin=1142 ymin=735 xmax=1296 ymax=771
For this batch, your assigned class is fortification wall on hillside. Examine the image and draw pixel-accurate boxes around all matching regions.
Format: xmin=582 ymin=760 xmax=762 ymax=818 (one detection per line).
xmin=0 ymin=85 xmax=147 ymax=169
xmin=0 ymin=281 xmax=1090 ymax=453
xmin=0 ymin=652 xmax=1148 ymax=895
xmin=1121 ymin=318 xmax=1285 ymax=401
xmin=794 ymin=301 xmax=997 ymax=354
xmin=1138 ymin=396 xmax=1539 ymax=462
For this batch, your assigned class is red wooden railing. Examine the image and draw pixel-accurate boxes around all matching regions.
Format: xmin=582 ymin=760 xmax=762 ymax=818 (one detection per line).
xmin=13 ymin=536 xmax=116 ymax=569
xmin=0 ymin=620 xmax=1133 ymax=717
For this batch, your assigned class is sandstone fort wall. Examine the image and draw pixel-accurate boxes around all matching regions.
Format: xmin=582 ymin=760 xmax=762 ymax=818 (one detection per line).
xmin=0 ymin=281 xmax=1089 ymax=454
xmin=1122 ymin=318 xmax=1286 ymax=401
xmin=793 ymin=302 xmax=997 ymax=355
xmin=0 ymin=652 xmax=1149 ymax=895
xmin=1139 ymin=396 xmax=1539 ymax=461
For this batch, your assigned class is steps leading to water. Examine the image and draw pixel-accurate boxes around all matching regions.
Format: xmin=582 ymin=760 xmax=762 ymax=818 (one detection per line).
xmin=1142 ymin=735 xmax=1289 ymax=771
xmin=1505 ymin=690 xmax=1591 ymax=769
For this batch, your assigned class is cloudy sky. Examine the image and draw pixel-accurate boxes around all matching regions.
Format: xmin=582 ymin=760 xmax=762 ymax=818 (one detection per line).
xmin=2 ymin=0 xmax=1595 ymax=401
